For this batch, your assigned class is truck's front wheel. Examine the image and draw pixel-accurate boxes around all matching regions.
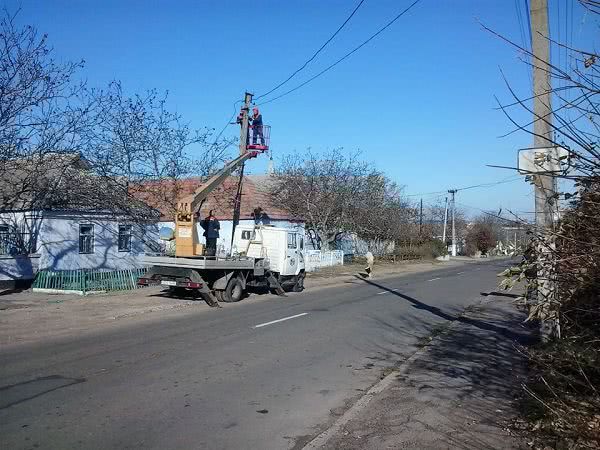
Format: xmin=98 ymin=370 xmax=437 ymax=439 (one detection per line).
xmin=220 ymin=277 xmax=244 ymax=302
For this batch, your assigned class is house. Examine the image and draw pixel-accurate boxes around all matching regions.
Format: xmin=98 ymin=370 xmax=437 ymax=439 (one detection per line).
xmin=0 ymin=153 xmax=159 ymax=287
xmin=142 ymin=174 xmax=305 ymax=256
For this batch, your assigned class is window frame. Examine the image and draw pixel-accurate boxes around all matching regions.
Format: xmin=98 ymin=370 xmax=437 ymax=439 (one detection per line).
xmin=287 ymin=233 xmax=297 ymax=249
xmin=241 ymin=230 xmax=256 ymax=240
xmin=118 ymin=224 xmax=133 ymax=252
xmin=0 ymin=224 xmax=9 ymax=255
xmin=79 ymin=224 xmax=95 ymax=254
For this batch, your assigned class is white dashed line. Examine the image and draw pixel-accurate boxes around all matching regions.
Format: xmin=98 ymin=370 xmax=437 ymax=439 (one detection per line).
xmin=377 ymin=289 xmax=399 ymax=295
xmin=253 ymin=313 xmax=308 ymax=329
xmin=457 ymin=272 xmax=465 ymax=275
xmin=427 ymin=277 xmax=441 ymax=282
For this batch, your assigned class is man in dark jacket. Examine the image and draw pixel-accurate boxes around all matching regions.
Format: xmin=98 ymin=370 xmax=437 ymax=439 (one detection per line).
xmin=251 ymin=106 xmax=265 ymax=145
xmin=200 ymin=210 xmax=220 ymax=256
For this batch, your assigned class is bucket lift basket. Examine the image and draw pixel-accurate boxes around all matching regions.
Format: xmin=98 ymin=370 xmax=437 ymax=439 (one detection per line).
xmin=247 ymin=124 xmax=270 ymax=151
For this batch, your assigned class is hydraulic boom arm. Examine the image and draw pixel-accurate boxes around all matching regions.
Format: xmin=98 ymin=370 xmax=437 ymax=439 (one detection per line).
xmin=174 ymin=92 xmax=262 ymax=257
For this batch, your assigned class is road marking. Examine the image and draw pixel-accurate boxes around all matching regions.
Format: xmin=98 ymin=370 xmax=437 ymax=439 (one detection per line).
xmin=427 ymin=277 xmax=441 ymax=282
xmin=253 ymin=313 xmax=308 ymax=329
xmin=457 ymin=271 xmax=465 ymax=275
xmin=377 ymin=288 xmax=399 ymax=295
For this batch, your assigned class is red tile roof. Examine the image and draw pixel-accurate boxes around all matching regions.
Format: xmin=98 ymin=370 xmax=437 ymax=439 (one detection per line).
xmin=134 ymin=174 xmax=302 ymax=223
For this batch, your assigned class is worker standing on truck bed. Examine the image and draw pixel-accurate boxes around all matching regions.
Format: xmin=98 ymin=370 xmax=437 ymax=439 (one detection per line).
xmin=201 ymin=210 xmax=220 ymax=257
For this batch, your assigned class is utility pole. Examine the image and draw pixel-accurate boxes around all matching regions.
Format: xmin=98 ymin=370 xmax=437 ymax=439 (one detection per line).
xmin=231 ymin=92 xmax=253 ymax=253
xmin=442 ymin=196 xmax=448 ymax=248
xmin=530 ymin=0 xmax=558 ymax=339
xmin=448 ymin=189 xmax=457 ymax=256
xmin=530 ymin=0 xmax=556 ymax=230
xmin=419 ymin=198 xmax=423 ymax=237
xmin=239 ymin=92 xmax=253 ymax=155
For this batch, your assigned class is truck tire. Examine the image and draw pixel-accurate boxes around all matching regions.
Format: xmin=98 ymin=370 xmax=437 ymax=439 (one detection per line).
xmin=221 ymin=277 xmax=244 ymax=302
xmin=292 ymin=271 xmax=305 ymax=292
xmin=168 ymin=286 xmax=188 ymax=297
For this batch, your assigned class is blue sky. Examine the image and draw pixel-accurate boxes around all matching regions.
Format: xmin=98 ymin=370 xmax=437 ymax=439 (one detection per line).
xmin=12 ymin=0 xmax=597 ymax=217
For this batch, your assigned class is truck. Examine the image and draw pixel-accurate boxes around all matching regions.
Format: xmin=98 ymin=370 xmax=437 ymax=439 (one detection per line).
xmin=139 ymin=224 xmax=306 ymax=305
xmin=138 ymin=92 xmax=305 ymax=307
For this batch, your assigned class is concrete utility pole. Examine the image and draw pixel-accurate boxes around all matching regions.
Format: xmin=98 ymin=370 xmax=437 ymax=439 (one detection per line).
xmin=448 ymin=189 xmax=457 ymax=256
xmin=231 ymin=92 xmax=254 ymax=252
xmin=442 ymin=196 xmax=448 ymax=249
xmin=239 ymin=92 xmax=253 ymax=155
xmin=530 ymin=0 xmax=558 ymax=339
xmin=530 ymin=0 xmax=556 ymax=230
xmin=419 ymin=198 xmax=423 ymax=236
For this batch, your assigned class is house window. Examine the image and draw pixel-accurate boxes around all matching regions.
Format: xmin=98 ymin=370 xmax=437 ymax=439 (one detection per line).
xmin=241 ymin=230 xmax=256 ymax=240
xmin=287 ymin=233 xmax=297 ymax=249
xmin=79 ymin=224 xmax=94 ymax=254
xmin=118 ymin=224 xmax=132 ymax=252
xmin=0 ymin=224 xmax=9 ymax=255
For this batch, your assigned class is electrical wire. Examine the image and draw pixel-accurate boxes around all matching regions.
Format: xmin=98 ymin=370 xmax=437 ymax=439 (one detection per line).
xmin=254 ymin=0 xmax=366 ymax=101
xmin=454 ymin=176 xmax=521 ymax=192
xmin=515 ymin=0 xmax=527 ymax=53
xmin=257 ymin=0 xmax=423 ymax=106
xmin=403 ymin=176 xmax=521 ymax=198
xmin=524 ymin=0 xmax=532 ymax=51
xmin=405 ymin=175 xmax=523 ymax=197
xmin=208 ymin=99 xmax=243 ymax=162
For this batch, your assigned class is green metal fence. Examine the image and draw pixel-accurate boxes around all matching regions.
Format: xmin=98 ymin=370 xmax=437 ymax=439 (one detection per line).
xmin=33 ymin=268 xmax=147 ymax=294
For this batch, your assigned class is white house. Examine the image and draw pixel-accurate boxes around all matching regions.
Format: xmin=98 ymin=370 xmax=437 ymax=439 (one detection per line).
xmin=0 ymin=153 xmax=158 ymax=287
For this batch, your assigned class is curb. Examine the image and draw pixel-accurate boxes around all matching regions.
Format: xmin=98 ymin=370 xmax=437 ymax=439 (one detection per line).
xmin=302 ymin=294 xmax=490 ymax=449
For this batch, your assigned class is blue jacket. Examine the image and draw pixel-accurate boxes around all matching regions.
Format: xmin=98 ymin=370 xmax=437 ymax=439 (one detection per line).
xmin=201 ymin=218 xmax=220 ymax=239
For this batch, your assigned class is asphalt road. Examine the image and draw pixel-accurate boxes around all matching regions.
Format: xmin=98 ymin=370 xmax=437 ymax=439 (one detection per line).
xmin=0 ymin=259 xmax=511 ymax=450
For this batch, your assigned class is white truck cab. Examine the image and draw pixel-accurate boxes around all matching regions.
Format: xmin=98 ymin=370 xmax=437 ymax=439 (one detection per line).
xmin=232 ymin=225 xmax=305 ymax=288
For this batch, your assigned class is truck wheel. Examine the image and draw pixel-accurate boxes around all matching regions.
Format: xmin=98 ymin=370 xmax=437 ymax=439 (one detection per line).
xmin=221 ymin=277 xmax=244 ymax=302
xmin=214 ymin=290 xmax=225 ymax=302
xmin=292 ymin=272 xmax=305 ymax=292
xmin=169 ymin=286 xmax=188 ymax=297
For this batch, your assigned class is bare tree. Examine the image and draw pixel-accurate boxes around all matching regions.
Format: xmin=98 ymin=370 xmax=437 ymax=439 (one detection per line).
xmin=0 ymin=11 xmax=232 ymax=253
xmin=270 ymin=148 xmax=415 ymax=251
xmin=0 ymin=9 xmax=97 ymax=211
xmin=85 ymin=81 xmax=230 ymax=221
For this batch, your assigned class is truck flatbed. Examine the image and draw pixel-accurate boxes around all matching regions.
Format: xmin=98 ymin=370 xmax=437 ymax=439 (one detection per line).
xmin=141 ymin=255 xmax=268 ymax=271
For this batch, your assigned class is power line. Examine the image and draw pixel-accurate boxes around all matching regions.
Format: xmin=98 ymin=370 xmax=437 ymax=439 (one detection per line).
xmin=258 ymin=0 xmax=423 ymax=106
xmin=404 ymin=176 xmax=521 ymax=198
xmin=524 ymin=0 xmax=533 ymax=51
xmin=515 ymin=0 xmax=527 ymax=52
xmin=255 ymin=0 xmax=366 ymax=101
xmin=454 ymin=176 xmax=521 ymax=192
xmin=209 ymin=99 xmax=242 ymax=160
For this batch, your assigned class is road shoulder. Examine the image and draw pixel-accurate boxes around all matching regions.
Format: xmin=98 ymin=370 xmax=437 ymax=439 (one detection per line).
xmin=305 ymin=292 xmax=536 ymax=449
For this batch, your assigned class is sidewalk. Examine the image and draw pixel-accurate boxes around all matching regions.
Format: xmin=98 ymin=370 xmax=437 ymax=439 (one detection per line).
xmin=308 ymin=292 xmax=536 ymax=449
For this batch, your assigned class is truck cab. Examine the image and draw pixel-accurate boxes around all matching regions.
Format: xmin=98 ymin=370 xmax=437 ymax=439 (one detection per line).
xmin=232 ymin=225 xmax=306 ymax=291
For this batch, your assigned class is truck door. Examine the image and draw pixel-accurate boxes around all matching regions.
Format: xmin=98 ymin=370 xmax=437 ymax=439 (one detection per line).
xmin=284 ymin=232 xmax=300 ymax=276
xmin=298 ymin=234 xmax=305 ymax=271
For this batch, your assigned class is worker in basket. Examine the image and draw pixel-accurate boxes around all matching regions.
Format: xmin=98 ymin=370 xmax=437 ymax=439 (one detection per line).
xmin=250 ymin=106 xmax=265 ymax=146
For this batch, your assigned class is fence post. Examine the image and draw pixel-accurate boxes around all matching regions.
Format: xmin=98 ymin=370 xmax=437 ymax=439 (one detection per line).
xmin=82 ymin=270 xmax=87 ymax=295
